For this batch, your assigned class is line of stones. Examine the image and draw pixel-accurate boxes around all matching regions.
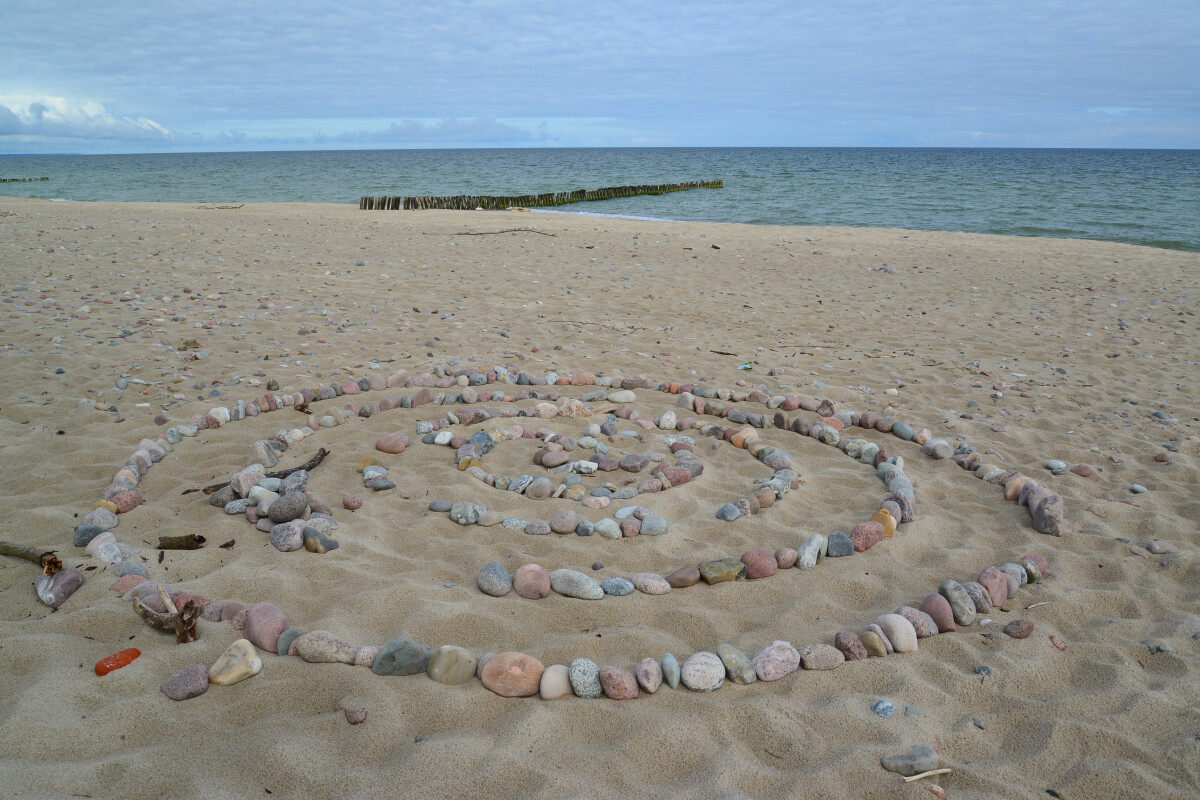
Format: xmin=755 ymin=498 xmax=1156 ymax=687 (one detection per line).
xmin=137 ymin=551 xmax=1048 ymax=701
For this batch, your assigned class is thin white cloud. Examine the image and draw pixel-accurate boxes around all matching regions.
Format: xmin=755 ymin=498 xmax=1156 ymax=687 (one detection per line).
xmin=0 ymin=96 xmax=172 ymax=142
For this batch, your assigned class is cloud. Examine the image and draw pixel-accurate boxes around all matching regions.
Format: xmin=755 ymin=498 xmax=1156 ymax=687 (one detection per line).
xmin=324 ymin=117 xmax=535 ymax=146
xmin=0 ymin=96 xmax=172 ymax=142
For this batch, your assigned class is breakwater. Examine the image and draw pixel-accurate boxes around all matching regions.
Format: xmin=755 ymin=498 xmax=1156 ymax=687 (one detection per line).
xmin=359 ymin=180 xmax=723 ymax=211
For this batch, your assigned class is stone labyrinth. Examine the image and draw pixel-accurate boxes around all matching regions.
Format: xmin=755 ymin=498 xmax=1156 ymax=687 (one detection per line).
xmin=60 ymin=361 xmax=1066 ymax=703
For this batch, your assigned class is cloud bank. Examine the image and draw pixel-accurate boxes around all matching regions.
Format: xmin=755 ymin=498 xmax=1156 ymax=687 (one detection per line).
xmin=0 ymin=97 xmax=172 ymax=145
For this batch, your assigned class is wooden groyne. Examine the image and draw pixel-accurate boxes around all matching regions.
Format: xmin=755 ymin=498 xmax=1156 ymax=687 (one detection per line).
xmin=359 ymin=180 xmax=722 ymax=211
xmin=0 ymin=177 xmax=50 ymax=183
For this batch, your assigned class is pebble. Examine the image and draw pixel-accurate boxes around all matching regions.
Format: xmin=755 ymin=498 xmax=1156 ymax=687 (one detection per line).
xmin=1046 ymin=459 xmax=1068 ymax=475
xmin=715 ymin=502 xmax=742 ymax=521
xmin=632 ymin=573 xmax=672 ymax=595
xmin=850 ymin=521 xmax=885 ymax=552
xmin=569 ymin=658 xmax=603 ymax=698
xmin=513 ymin=564 xmax=551 ymax=599
xmin=539 ymin=664 xmax=572 ymax=700
xmin=939 ymin=580 xmax=978 ymax=626
xmin=599 ymin=666 xmax=640 ymax=700
xmin=428 ymin=499 xmax=453 ymax=512
xmin=601 ymin=576 xmax=636 ymax=596
xmin=639 ymin=515 xmax=669 ymax=536
xmin=549 ymin=509 xmax=579 ymax=534
xmin=667 ymin=565 xmax=702 ymax=588
xmin=875 ymin=614 xmax=918 ymax=653
xmin=774 ymin=547 xmax=799 ymax=569
xmin=661 ymin=653 xmax=681 ymax=689
xmin=833 ymin=631 xmax=869 ymax=661
xmin=1004 ymin=620 xmax=1034 ymax=639
xmin=36 ymin=568 xmax=83 ymax=608
xmin=636 ymin=657 xmax=663 ymax=693
xmin=243 ymin=602 xmax=289 ymax=653
xmin=825 ymin=531 xmax=854 ymax=558
xmin=303 ymin=528 xmax=339 ymax=553
xmin=799 ymin=643 xmax=845 ymax=670
xmin=918 ymin=593 xmax=956 ymax=633
xmin=895 ymin=606 xmax=940 ymax=638
xmin=699 ymin=558 xmax=747 ymax=584
xmin=208 ymin=639 xmax=262 ymax=685
xmin=161 ymin=663 xmax=210 ymax=701
xmin=550 ymin=569 xmax=604 ymax=600
xmin=480 ymin=651 xmax=544 ymax=697
xmin=717 ymin=644 xmax=757 ymax=684
xmin=294 ymin=630 xmax=358 ymax=664
xmin=681 ymin=651 xmax=726 ymax=691
xmin=476 ymin=563 xmax=513 ymax=597
xmin=880 ymin=744 xmax=938 ymax=777
xmin=977 ymin=566 xmax=1010 ymax=609
xmin=872 ymin=700 xmax=895 ymax=718
xmin=751 ymin=640 xmax=800 ymax=681
xmin=426 ymin=645 xmax=478 ymax=686
xmin=276 ymin=628 xmax=303 ymax=656
xmin=1130 ymin=483 xmax=1147 ymax=494
xmin=372 ymin=636 xmax=434 ymax=676
xmin=741 ymin=548 xmax=778 ymax=578
xmin=269 ymin=521 xmax=304 ymax=552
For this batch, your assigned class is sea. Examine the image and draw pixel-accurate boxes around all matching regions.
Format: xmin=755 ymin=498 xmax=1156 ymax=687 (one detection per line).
xmin=2 ymin=147 xmax=1198 ymax=251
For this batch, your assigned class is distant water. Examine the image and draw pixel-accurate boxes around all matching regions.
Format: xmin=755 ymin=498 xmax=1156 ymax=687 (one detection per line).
xmin=2 ymin=147 xmax=1198 ymax=251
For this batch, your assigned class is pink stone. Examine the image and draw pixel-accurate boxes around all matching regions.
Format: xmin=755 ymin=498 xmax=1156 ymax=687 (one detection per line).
xmin=342 ymin=494 xmax=363 ymax=511
xmin=918 ymin=593 xmax=956 ymax=633
xmin=376 ymin=433 xmax=407 ymax=454
xmin=620 ymin=518 xmax=641 ymax=537
xmin=109 ymin=491 xmax=144 ymax=514
xmin=480 ymin=652 xmax=544 ymax=697
xmin=341 ymin=380 xmax=361 ymax=395
xmin=513 ymin=564 xmax=551 ymax=599
xmin=741 ymin=548 xmax=778 ymax=579
xmin=850 ymin=521 xmax=885 ymax=552
xmin=977 ymin=566 xmax=1010 ymax=609
xmin=244 ymin=602 xmax=289 ymax=654
xmin=599 ymin=666 xmax=639 ymax=700
xmin=109 ymin=575 xmax=147 ymax=595
xmin=636 ymin=657 xmax=662 ymax=693
xmin=751 ymin=640 xmax=801 ymax=681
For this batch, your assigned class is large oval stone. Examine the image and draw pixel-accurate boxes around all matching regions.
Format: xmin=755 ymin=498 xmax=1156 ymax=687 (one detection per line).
xmin=480 ymin=652 xmax=544 ymax=697
xmin=938 ymin=580 xmax=978 ymax=626
xmin=426 ymin=645 xmax=478 ymax=686
xmin=681 ymin=652 xmax=725 ymax=691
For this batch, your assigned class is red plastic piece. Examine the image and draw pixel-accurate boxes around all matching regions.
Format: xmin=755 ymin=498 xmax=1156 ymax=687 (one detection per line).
xmin=95 ymin=647 xmax=141 ymax=676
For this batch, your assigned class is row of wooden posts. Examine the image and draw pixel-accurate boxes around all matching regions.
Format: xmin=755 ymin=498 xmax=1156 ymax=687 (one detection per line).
xmin=359 ymin=180 xmax=723 ymax=211
xmin=0 ymin=177 xmax=50 ymax=183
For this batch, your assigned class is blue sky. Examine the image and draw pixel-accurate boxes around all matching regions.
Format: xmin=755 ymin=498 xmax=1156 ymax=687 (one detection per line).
xmin=2 ymin=1 xmax=1197 ymax=153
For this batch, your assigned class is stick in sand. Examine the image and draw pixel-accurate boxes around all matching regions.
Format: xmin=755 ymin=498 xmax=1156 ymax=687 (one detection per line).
xmin=0 ymin=539 xmax=62 ymax=575
xmin=902 ymin=768 xmax=954 ymax=783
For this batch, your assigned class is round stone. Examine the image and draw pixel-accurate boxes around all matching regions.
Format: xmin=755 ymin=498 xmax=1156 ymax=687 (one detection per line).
xmin=741 ymin=548 xmax=778 ymax=579
xmin=161 ymin=663 xmax=210 ymax=701
xmin=266 ymin=491 xmax=309 ymax=524
xmin=549 ymin=510 xmax=579 ymax=534
xmin=513 ymin=564 xmax=551 ymax=599
xmin=539 ymin=664 xmax=571 ymax=700
xmin=480 ymin=652 xmax=544 ymax=697
xmin=426 ymin=645 xmax=478 ymax=686
xmin=524 ymin=477 xmax=555 ymax=499
xmin=569 ymin=658 xmax=603 ymax=698
xmin=599 ymin=666 xmax=639 ymax=700
xmin=681 ymin=652 xmax=725 ymax=691
xmin=476 ymin=563 xmax=513 ymax=597
xmin=631 ymin=573 xmax=672 ymax=595
xmin=875 ymin=614 xmax=918 ymax=653
xmin=751 ymin=641 xmax=800 ymax=681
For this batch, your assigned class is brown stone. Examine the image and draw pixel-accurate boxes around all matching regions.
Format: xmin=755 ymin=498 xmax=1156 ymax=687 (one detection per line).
xmin=480 ymin=652 xmax=544 ymax=697
xmin=1004 ymin=620 xmax=1034 ymax=639
xmin=599 ymin=666 xmax=639 ymax=700
xmin=849 ymin=521 xmax=885 ymax=552
xmin=918 ymin=593 xmax=956 ymax=633
xmin=666 ymin=565 xmax=701 ymax=588
xmin=833 ymin=631 xmax=869 ymax=661
xmin=740 ymin=548 xmax=778 ymax=579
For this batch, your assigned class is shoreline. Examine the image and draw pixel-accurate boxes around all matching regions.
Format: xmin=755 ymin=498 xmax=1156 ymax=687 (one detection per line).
xmin=0 ymin=197 xmax=1196 ymax=799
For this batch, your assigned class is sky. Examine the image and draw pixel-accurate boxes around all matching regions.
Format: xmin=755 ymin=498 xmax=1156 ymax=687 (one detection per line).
xmin=1 ymin=1 xmax=1198 ymax=154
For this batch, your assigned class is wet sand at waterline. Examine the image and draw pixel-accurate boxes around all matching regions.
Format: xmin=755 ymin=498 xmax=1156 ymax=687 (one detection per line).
xmin=1 ymin=197 xmax=1197 ymax=799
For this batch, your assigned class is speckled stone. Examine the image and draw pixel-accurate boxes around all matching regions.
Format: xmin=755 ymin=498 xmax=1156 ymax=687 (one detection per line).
xmin=895 ymin=606 xmax=940 ymax=638
xmin=161 ymin=663 xmax=209 ymax=701
xmin=833 ymin=631 xmax=869 ymax=661
xmin=631 ymin=573 xmax=672 ymax=595
xmin=681 ymin=651 xmax=726 ymax=691
xmin=550 ymin=569 xmax=604 ymax=600
xmin=372 ymin=636 xmax=435 ymax=676
xmin=569 ymin=658 xmax=603 ymax=698
xmin=480 ymin=652 xmax=544 ymax=697
xmin=600 ymin=576 xmax=636 ymax=596
xmin=939 ymin=580 xmax=978 ymax=626
xmin=751 ymin=640 xmax=800 ymax=681
xmin=476 ymin=562 xmax=513 ymax=597
xmin=294 ymin=630 xmax=358 ymax=664
xmin=600 ymin=666 xmax=640 ymax=700
xmin=513 ymin=564 xmax=552 ymax=599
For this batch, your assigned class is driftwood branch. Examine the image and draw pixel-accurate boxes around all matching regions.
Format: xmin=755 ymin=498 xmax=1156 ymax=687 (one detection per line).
xmin=448 ymin=228 xmax=556 ymax=237
xmin=198 ymin=204 xmax=244 ymax=210
xmin=157 ymin=534 xmax=206 ymax=550
xmin=0 ymin=539 xmax=61 ymax=575
xmin=185 ymin=447 xmax=330 ymax=495
xmin=902 ymin=768 xmax=953 ymax=783
xmin=133 ymin=586 xmax=201 ymax=643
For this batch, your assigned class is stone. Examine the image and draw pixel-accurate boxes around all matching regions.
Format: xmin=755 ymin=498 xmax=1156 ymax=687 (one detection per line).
xmin=639 ymin=515 xmax=669 ymax=536
xmin=539 ymin=664 xmax=571 ymax=700
xmin=372 ymin=636 xmax=434 ymax=676
xmin=977 ymin=566 xmax=1010 ymax=609
xmin=881 ymin=744 xmax=939 ymax=777
xmin=428 ymin=499 xmax=453 ymax=512
xmin=667 ymin=565 xmax=701 ymax=588
xmin=939 ymin=580 xmax=978 ymax=626
xmin=699 ymin=558 xmax=747 ymax=584
xmin=751 ymin=640 xmax=801 ymax=681
xmin=600 ymin=666 xmax=640 ymax=700
xmin=569 ymin=658 xmax=603 ymax=698
xmin=549 ymin=509 xmax=579 ymax=534
xmin=524 ymin=519 xmax=551 ymax=535
xmin=636 ymin=657 xmax=663 ymax=693
xmin=481 ymin=652 xmax=544 ymax=697
xmin=513 ymin=564 xmax=551 ymax=599
xmin=276 ymin=628 xmax=303 ymax=656
xmin=918 ymin=594 xmax=956 ymax=633
xmin=476 ymin=563 xmax=513 ymax=597
xmin=999 ymin=563 xmax=1027 ymax=596
xmin=449 ymin=501 xmax=486 ymax=525
xmin=681 ymin=652 xmax=726 ymax=691
xmin=797 ymin=535 xmax=827 ymax=570
xmin=715 ymin=502 xmax=742 ymax=521
xmin=524 ymin=477 xmax=555 ymax=500
xmin=1004 ymin=620 xmax=1034 ymax=639
xmin=850 ymin=521 xmax=885 ymax=552
xmin=244 ymin=602 xmax=289 ymax=654
xmin=303 ymin=528 xmax=339 ymax=553
xmin=426 ymin=645 xmax=478 ymax=685
xmin=208 ymin=639 xmax=262 ymax=685
xmin=871 ymin=509 xmax=896 ymax=538
xmin=73 ymin=523 xmax=109 ymax=547
xmin=1032 ymin=493 xmax=1064 ymax=536
xmin=741 ymin=548 xmax=778 ymax=579
xmin=834 ymin=631 xmax=869 ymax=661
xmin=35 ymin=568 xmax=83 ymax=608
xmin=825 ymin=531 xmax=854 ymax=557
xmin=774 ymin=547 xmax=799 ymax=569
xmin=661 ymin=653 xmax=681 ymax=689
xmin=269 ymin=521 xmax=304 ymax=552
xmin=601 ymin=577 xmax=636 ymax=596
xmin=875 ymin=614 xmax=918 ymax=653
xmin=295 ymin=631 xmax=358 ymax=664
xmin=161 ymin=663 xmax=209 ymax=701
xmin=799 ymin=644 xmax=845 ymax=670
xmin=962 ymin=582 xmax=993 ymax=615
xmin=550 ymin=569 xmax=604 ymax=600
xmin=896 ymin=606 xmax=940 ymax=638
xmin=717 ymin=644 xmax=757 ymax=684
xmin=859 ymin=630 xmax=889 ymax=658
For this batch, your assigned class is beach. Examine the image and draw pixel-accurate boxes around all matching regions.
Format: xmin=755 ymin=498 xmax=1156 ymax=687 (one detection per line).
xmin=0 ymin=196 xmax=1197 ymax=799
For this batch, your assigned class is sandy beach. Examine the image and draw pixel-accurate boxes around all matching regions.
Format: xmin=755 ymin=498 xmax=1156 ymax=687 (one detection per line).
xmin=0 ymin=196 xmax=1197 ymax=800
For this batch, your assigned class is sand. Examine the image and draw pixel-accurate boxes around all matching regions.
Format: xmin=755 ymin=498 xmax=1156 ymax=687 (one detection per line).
xmin=0 ymin=196 xmax=1197 ymax=799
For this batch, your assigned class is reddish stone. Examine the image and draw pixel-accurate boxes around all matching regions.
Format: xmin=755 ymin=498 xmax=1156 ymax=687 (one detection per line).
xmin=620 ymin=518 xmax=641 ymax=537
xmin=244 ymin=602 xmax=289 ymax=654
xmin=375 ymin=433 xmax=408 ymax=454
xmin=513 ymin=564 xmax=551 ymax=599
xmin=666 ymin=565 xmax=701 ymax=588
xmin=109 ymin=491 xmax=144 ymax=514
xmin=1004 ymin=620 xmax=1034 ymax=639
xmin=740 ymin=548 xmax=778 ymax=579
xmin=599 ymin=666 xmax=639 ymax=700
xmin=977 ymin=566 xmax=1010 ymax=609
xmin=480 ymin=652 xmax=544 ymax=697
xmin=918 ymin=593 xmax=956 ymax=633
xmin=109 ymin=575 xmax=147 ymax=594
xmin=820 ymin=416 xmax=844 ymax=431
xmin=833 ymin=631 xmax=869 ymax=661
xmin=849 ymin=521 xmax=885 ymax=552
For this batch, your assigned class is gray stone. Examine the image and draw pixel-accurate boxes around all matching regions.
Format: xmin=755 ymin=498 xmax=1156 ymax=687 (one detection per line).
xmin=880 ymin=744 xmax=939 ymax=777
xmin=372 ymin=636 xmax=435 ymax=676
xmin=276 ymin=627 xmax=304 ymax=656
xmin=681 ymin=651 xmax=725 ymax=691
xmin=73 ymin=523 xmax=108 ymax=547
xmin=600 ymin=577 xmax=635 ymax=596
xmin=569 ymin=658 xmax=603 ymax=698
xmin=939 ymin=580 xmax=978 ymax=626
xmin=825 ymin=531 xmax=854 ymax=557
xmin=715 ymin=502 xmax=742 ymax=521
xmin=428 ymin=499 xmax=453 ymax=512
xmin=476 ymin=563 xmax=513 ymax=597
xmin=160 ymin=663 xmax=209 ymax=701
xmin=113 ymin=560 xmax=147 ymax=578
xmin=267 ymin=490 xmax=309 ymax=523
xmin=661 ymin=653 xmax=681 ymax=689
xmin=449 ymin=501 xmax=487 ymax=525
xmin=549 ymin=569 xmax=604 ymax=600
xmin=716 ymin=644 xmax=756 ymax=685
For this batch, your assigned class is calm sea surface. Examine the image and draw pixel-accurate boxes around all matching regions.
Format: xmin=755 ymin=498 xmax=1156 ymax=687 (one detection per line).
xmin=2 ymin=147 xmax=1198 ymax=251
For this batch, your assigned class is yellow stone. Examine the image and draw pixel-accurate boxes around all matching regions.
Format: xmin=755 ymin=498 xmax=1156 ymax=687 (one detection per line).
xmin=731 ymin=427 xmax=758 ymax=449
xmin=358 ymin=456 xmax=385 ymax=473
xmin=93 ymin=500 xmax=118 ymax=513
xmin=1004 ymin=476 xmax=1030 ymax=502
xmin=872 ymin=509 xmax=896 ymax=538
xmin=209 ymin=639 xmax=263 ymax=686
xmin=458 ymin=456 xmax=483 ymax=471
xmin=746 ymin=439 xmax=769 ymax=459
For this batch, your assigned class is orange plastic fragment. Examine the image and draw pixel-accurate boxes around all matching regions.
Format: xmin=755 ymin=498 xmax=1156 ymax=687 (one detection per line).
xmin=95 ymin=647 xmax=141 ymax=676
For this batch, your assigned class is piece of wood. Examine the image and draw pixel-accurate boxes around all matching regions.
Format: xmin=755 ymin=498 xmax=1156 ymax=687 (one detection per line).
xmin=157 ymin=534 xmax=206 ymax=550
xmin=902 ymin=768 xmax=953 ymax=783
xmin=0 ymin=539 xmax=61 ymax=575
xmin=133 ymin=593 xmax=201 ymax=643
xmin=188 ymin=447 xmax=329 ymax=495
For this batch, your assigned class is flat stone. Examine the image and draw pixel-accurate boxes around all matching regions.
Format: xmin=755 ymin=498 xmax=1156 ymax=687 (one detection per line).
xmin=632 ymin=573 xmax=672 ymax=595
xmin=681 ymin=651 xmax=725 ymax=691
xmin=372 ymin=636 xmax=434 ymax=676
xmin=799 ymin=643 xmax=845 ymax=670
xmin=276 ymin=628 xmax=303 ymax=656
xmin=699 ymin=558 xmax=747 ymax=584
xmin=825 ymin=531 xmax=854 ymax=557
xmin=295 ymin=630 xmax=358 ymax=664
xmin=881 ymin=744 xmax=939 ymax=777
xmin=550 ymin=569 xmax=604 ymax=600
xmin=540 ymin=664 xmax=572 ymax=700
xmin=208 ymin=639 xmax=262 ymax=685
xmin=426 ymin=645 xmax=478 ymax=686
xmin=717 ymin=643 xmax=757 ymax=684
xmin=569 ymin=658 xmax=603 ymax=698
xmin=666 ymin=565 xmax=701 ymax=588
xmin=161 ymin=662 xmax=209 ymax=701
xmin=481 ymin=652 xmax=544 ymax=697
xmin=751 ymin=640 xmax=800 ymax=681
xmin=476 ymin=563 xmax=513 ymax=597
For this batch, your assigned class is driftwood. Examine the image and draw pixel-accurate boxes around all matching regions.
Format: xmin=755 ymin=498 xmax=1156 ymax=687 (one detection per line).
xmin=0 ymin=539 xmax=61 ymax=575
xmin=133 ymin=585 xmax=201 ymax=643
xmin=448 ymin=228 xmax=556 ymax=237
xmin=157 ymin=534 xmax=206 ymax=550
xmin=183 ymin=447 xmax=330 ymax=495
